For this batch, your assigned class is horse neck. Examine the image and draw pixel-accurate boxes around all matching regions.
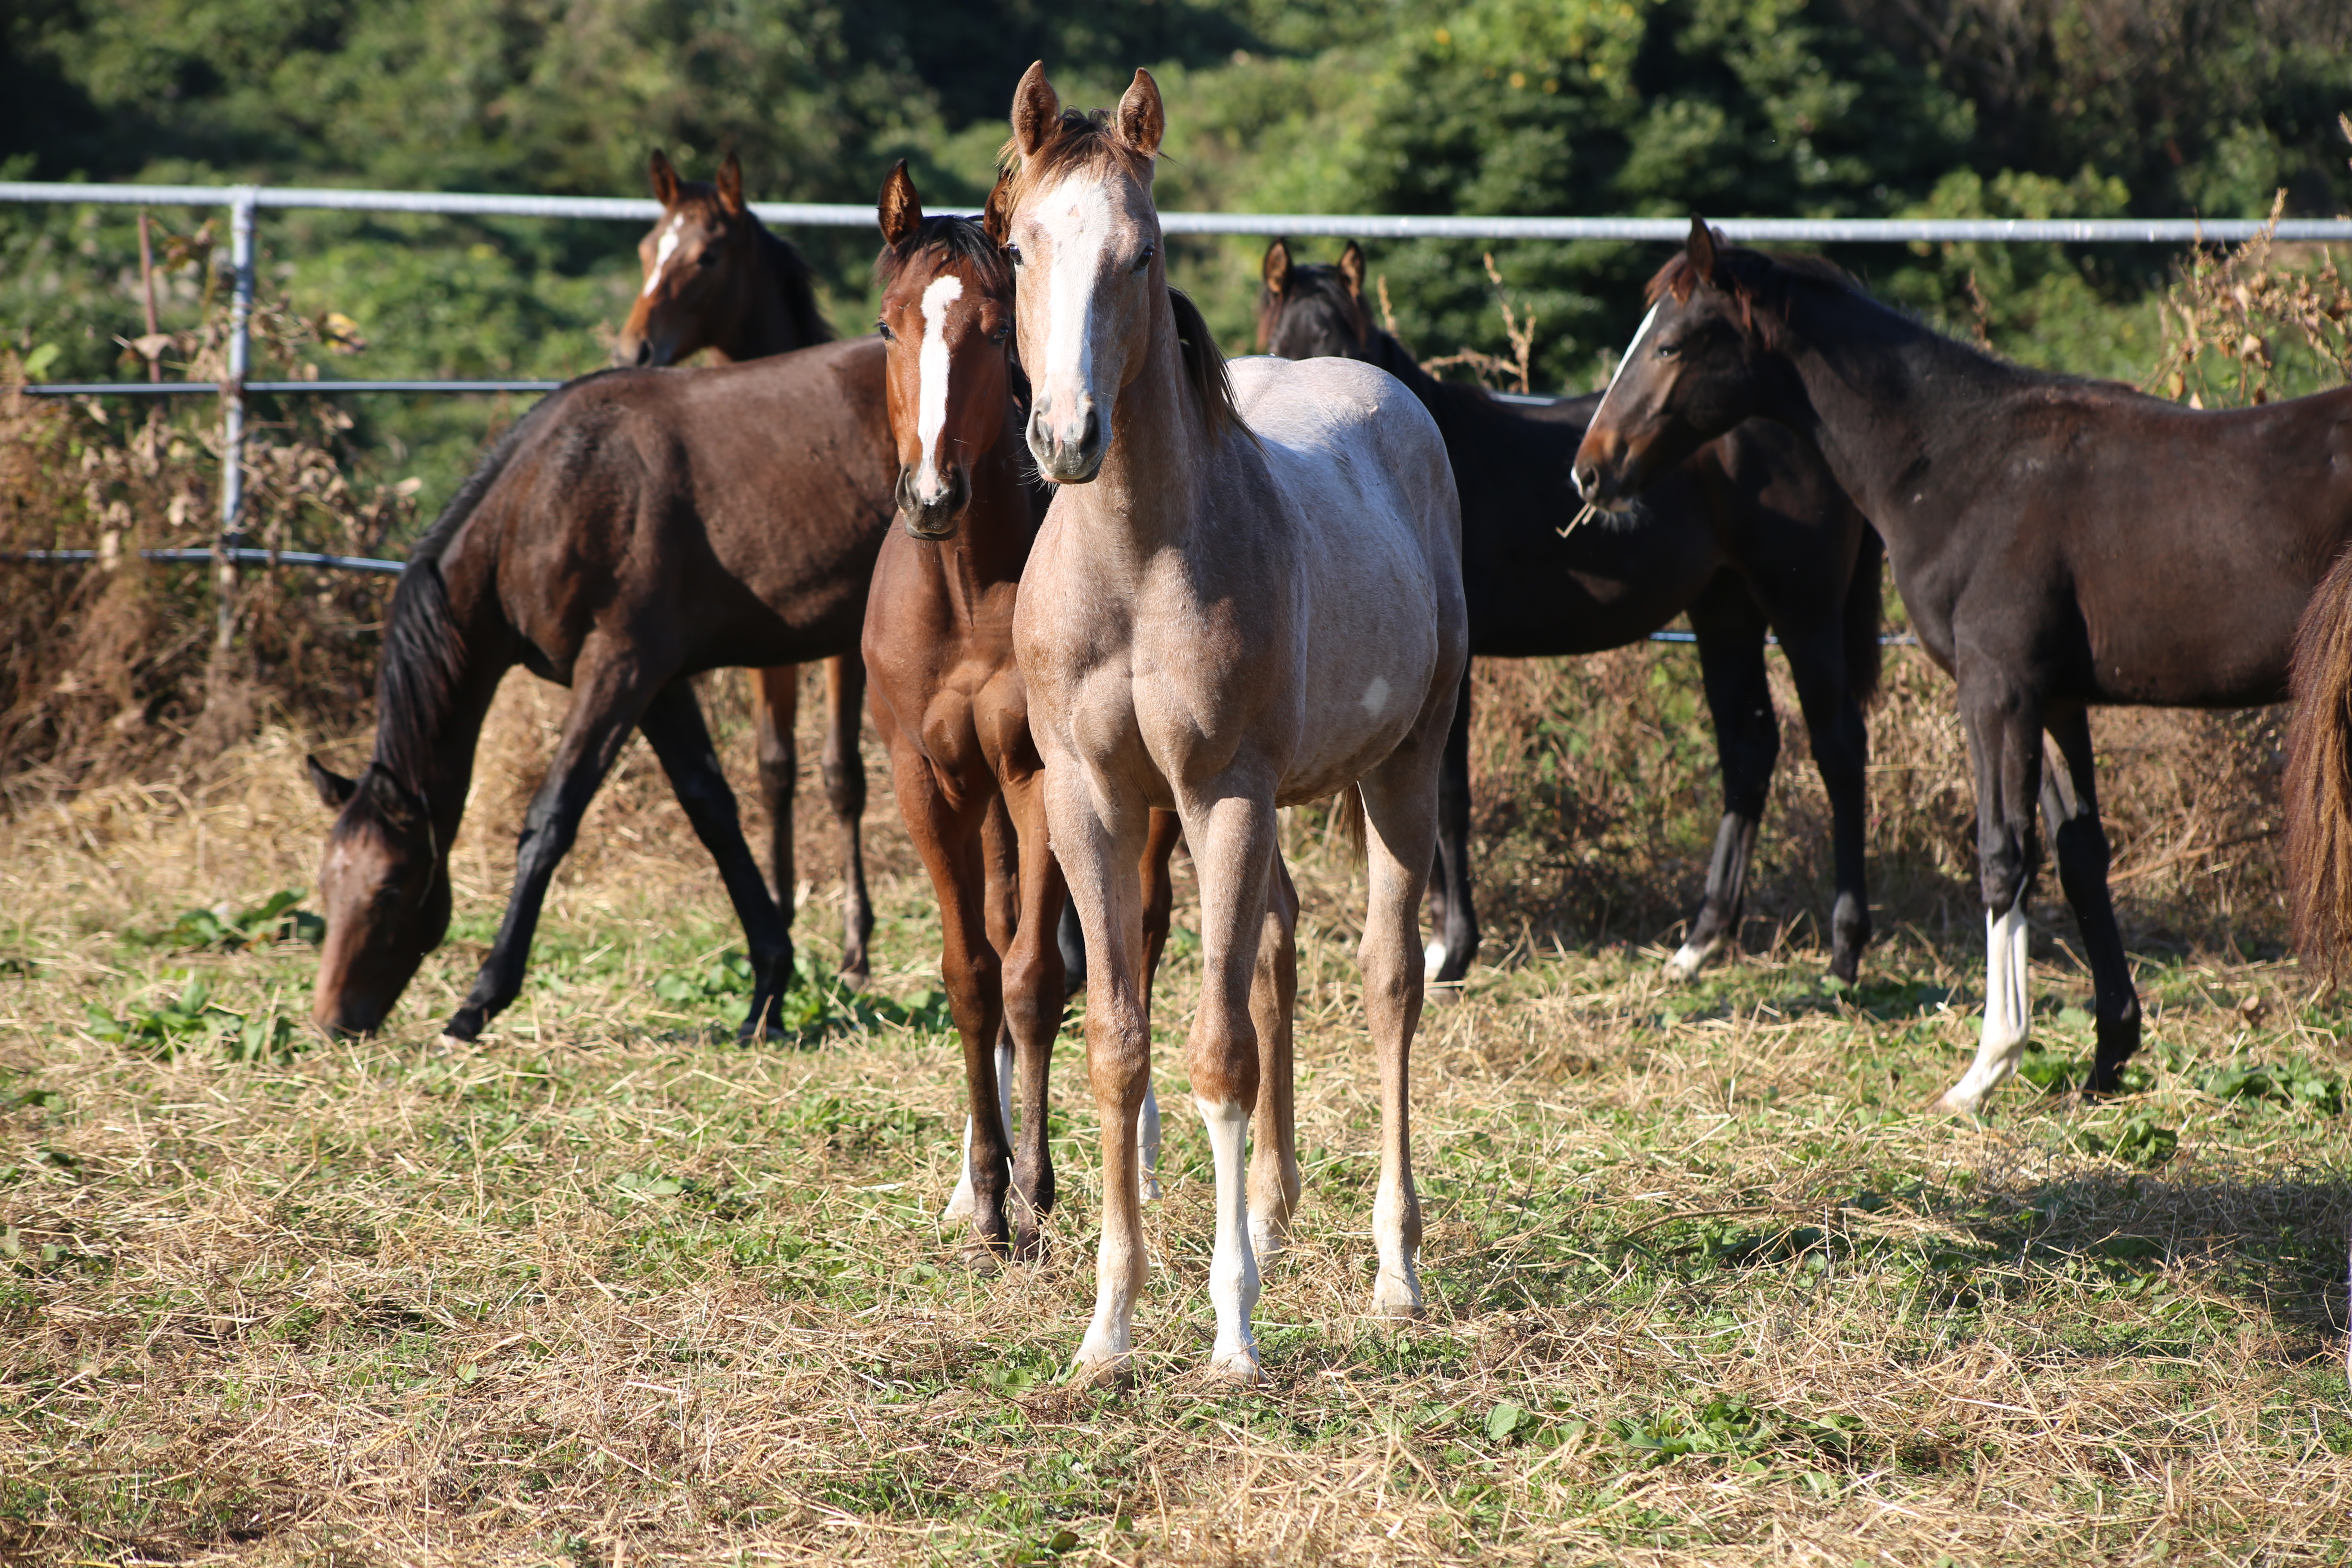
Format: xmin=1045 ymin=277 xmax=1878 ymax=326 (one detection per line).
xmin=1768 ymin=287 xmax=2018 ymax=528
xmin=942 ymin=405 xmax=1045 ymax=607
xmin=1059 ymin=294 xmax=1211 ymax=561
xmin=713 ymin=224 xmax=823 ymax=362
xmin=372 ymin=550 xmax=514 ymax=851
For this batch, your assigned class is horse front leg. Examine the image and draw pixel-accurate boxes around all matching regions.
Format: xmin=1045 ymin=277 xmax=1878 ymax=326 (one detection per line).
xmin=2040 ymin=704 xmax=2140 ymax=1095
xmin=823 ymin=653 xmax=875 ymax=987
xmin=1777 ymin=620 xmax=1874 ymax=984
xmin=445 ymin=644 xmax=660 ymax=1044
xmin=1136 ymin=808 xmax=1183 ymax=1201
xmin=1173 ymin=785 xmax=1280 ymax=1385
xmin=1674 ymin=576 xmax=1779 ymax=980
xmin=1935 ymin=675 xmax=2045 ymax=1116
xmin=1048 ymin=764 xmax=1153 ymax=1386
xmin=637 ymin=680 xmax=793 ymax=1040
xmin=998 ymin=773 xmax=1070 ymax=1256
xmin=881 ymin=732 xmax=1014 ymax=1255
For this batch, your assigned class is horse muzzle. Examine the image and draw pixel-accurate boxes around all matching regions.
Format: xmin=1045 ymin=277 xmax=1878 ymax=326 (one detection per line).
xmin=613 ymin=332 xmax=677 ymax=370
xmin=896 ymin=462 xmax=971 ymax=540
xmin=1026 ymin=395 xmax=1105 ymax=485
xmin=1571 ymin=430 xmax=1644 ymax=512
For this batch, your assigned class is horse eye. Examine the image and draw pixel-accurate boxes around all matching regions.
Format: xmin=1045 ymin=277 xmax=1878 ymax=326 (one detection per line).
xmin=1656 ymin=340 xmax=1679 ymax=358
xmin=1134 ymin=245 xmax=1155 ymax=272
xmin=876 ymin=321 xmax=895 ymax=342
xmin=1004 ymin=243 xmax=1023 ymax=266
xmin=989 ymin=324 xmax=1010 ymax=345
xmin=696 ymin=249 xmax=720 ymax=267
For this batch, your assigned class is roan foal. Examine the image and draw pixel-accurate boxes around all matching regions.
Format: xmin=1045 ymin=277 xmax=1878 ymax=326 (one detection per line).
xmin=1004 ymin=65 xmax=1466 ymax=1384
xmin=862 ymin=165 xmax=1241 ymax=1256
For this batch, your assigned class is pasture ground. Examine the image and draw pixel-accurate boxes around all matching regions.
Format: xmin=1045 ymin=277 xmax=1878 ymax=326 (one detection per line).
xmin=2 ymin=667 xmax=2349 ymax=1566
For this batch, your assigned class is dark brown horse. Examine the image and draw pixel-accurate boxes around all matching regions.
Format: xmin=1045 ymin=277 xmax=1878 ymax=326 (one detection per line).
xmin=306 ymin=338 xmax=894 ymax=1042
xmin=861 ymin=166 xmax=1202 ymax=1256
xmin=1578 ymin=219 xmax=2352 ymax=1113
xmin=1258 ymin=240 xmax=1883 ymax=987
xmin=610 ymin=149 xmax=874 ymax=994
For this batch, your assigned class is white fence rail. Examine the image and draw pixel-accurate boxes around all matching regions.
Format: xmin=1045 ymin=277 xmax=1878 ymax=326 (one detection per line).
xmin=6 ymin=177 xmax=2346 ymax=626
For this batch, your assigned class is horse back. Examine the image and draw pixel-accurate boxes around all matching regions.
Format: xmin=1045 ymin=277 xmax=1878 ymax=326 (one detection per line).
xmin=457 ymin=339 xmax=895 ymax=680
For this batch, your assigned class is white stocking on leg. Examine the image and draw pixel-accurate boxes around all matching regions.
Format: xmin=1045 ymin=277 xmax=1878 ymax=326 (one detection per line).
xmin=1938 ymin=902 xmax=2031 ymax=1115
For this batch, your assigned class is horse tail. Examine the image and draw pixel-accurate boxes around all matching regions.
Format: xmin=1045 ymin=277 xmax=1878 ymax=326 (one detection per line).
xmin=1842 ymin=523 xmax=1886 ymax=708
xmin=2283 ymin=542 xmax=2352 ymax=975
xmin=1330 ymin=783 xmax=1368 ymax=866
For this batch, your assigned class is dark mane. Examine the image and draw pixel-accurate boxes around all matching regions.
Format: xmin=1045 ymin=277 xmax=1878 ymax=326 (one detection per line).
xmin=1646 ymin=243 xmax=1864 ymax=348
xmin=754 ymin=220 xmax=834 ymax=347
xmin=1169 ymin=287 xmax=1244 ymax=442
xmin=365 ymin=383 xmax=589 ymax=793
xmin=875 ymin=214 xmax=1011 ymax=298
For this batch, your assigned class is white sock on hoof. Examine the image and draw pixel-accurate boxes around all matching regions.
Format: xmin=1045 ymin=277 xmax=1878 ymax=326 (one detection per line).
xmin=1940 ymin=904 xmax=2031 ymax=1114
xmin=1423 ymin=940 xmax=1446 ymax=979
xmin=1198 ymin=1096 xmax=1263 ymax=1381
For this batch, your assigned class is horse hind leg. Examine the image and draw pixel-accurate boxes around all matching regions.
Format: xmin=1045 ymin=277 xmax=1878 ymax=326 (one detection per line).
xmin=638 ymin=680 xmax=793 ymax=1040
xmin=824 ymin=653 xmax=875 ymax=987
xmin=1427 ymin=666 xmax=1479 ymax=989
xmin=2039 ymin=706 xmax=2140 ymax=1094
xmin=1777 ymin=619 xmax=1874 ymax=984
xmin=752 ymin=665 xmax=801 ymax=967
xmin=1673 ymin=579 xmax=1777 ymax=981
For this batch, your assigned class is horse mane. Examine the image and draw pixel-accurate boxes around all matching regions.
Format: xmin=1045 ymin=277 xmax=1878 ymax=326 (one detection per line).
xmin=365 ymin=383 xmax=586 ymax=792
xmin=1169 ymin=288 xmax=1243 ymax=442
xmin=753 ymin=220 xmax=834 ymax=346
xmin=875 ymin=213 xmax=1010 ymax=297
xmin=1646 ymin=244 xmax=1866 ymax=350
xmin=996 ymin=109 xmax=1152 ymax=208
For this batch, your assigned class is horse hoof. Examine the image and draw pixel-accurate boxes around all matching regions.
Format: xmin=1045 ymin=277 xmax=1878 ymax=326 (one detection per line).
xmin=1068 ymin=1354 xmax=1132 ymax=1392
xmin=436 ymin=1032 xmax=473 ymax=1051
xmin=957 ymin=1241 xmax=1007 ymax=1276
xmin=1142 ymin=1176 xmax=1164 ymax=1203
xmin=1369 ymin=1271 xmax=1423 ymax=1318
xmin=1663 ymin=943 xmax=1708 ymax=983
xmin=835 ymin=963 xmax=870 ymax=993
xmin=1207 ymin=1346 xmax=1263 ymax=1388
xmin=1249 ymin=1218 xmax=1290 ymax=1263
xmin=1930 ymin=1087 xmax=1986 ymax=1119
xmin=1427 ymin=982 xmax=1465 ymax=1007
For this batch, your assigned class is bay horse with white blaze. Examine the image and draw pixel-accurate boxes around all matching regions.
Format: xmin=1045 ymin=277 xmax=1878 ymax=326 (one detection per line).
xmin=612 ymin=149 xmax=873 ymax=989
xmin=1004 ymin=65 xmax=1466 ymax=1384
xmin=1576 ymin=220 xmax=2352 ymax=1114
xmin=862 ymin=164 xmax=1235 ymax=1256
xmin=1259 ymin=241 xmax=1882 ymax=987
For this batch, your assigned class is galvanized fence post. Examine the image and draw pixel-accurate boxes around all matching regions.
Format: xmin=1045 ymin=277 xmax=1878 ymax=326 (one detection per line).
xmin=214 ymin=185 xmax=257 ymax=660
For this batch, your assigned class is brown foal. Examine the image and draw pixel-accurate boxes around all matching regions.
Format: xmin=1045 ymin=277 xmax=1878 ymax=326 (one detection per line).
xmin=613 ymin=149 xmax=871 ymax=980
xmin=862 ymin=165 xmax=1204 ymax=1257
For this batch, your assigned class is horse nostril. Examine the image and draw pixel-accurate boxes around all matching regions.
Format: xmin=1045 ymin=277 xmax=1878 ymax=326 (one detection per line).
xmin=1573 ymin=464 xmax=1598 ymax=500
xmin=1080 ymin=407 xmax=1100 ymax=454
xmin=633 ymin=340 xmax=654 ymax=368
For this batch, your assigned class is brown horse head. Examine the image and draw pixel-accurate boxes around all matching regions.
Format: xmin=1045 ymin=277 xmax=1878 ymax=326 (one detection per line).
xmin=1574 ymin=217 xmax=1808 ymax=509
xmin=305 ymin=754 xmax=452 ymax=1036
xmin=615 ymin=149 xmax=762 ymax=367
xmin=1000 ymin=63 xmax=1168 ymax=483
xmin=875 ymin=160 xmax=1015 ymax=539
xmin=1255 ymin=238 xmax=1374 ymax=360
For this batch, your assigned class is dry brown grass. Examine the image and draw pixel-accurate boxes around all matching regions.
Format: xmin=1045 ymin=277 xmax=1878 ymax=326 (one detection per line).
xmin=0 ymin=659 xmax=2345 ymax=1566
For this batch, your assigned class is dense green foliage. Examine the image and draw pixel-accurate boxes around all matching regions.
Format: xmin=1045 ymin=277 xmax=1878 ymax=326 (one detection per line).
xmin=7 ymin=0 xmax=2351 ymax=534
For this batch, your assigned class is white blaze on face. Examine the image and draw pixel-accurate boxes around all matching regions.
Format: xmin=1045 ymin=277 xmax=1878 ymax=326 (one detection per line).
xmin=1036 ymin=174 xmax=1118 ymax=432
xmin=1590 ymin=301 xmax=1660 ymax=425
xmin=913 ymin=274 xmax=965 ymax=502
xmin=641 ymin=216 xmax=684 ymax=298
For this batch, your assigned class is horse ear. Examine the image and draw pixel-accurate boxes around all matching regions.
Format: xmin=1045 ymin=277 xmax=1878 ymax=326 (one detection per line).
xmin=306 ymin=754 xmax=357 ymax=811
xmin=361 ymin=766 xmax=425 ymax=836
xmin=878 ymin=160 xmax=921 ymax=249
xmin=1686 ymin=215 xmax=1721 ymax=287
xmin=1116 ymin=68 xmax=1165 ymax=160
xmin=1261 ymin=238 xmax=1292 ymax=297
xmin=983 ymin=172 xmax=1013 ymax=247
xmin=716 ymin=151 xmax=744 ymax=215
xmin=649 ymin=149 xmax=679 ymax=208
xmin=1338 ymin=241 xmax=1368 ymax=301
xmin=1012 ymin=62 xmax=1059 ymax=158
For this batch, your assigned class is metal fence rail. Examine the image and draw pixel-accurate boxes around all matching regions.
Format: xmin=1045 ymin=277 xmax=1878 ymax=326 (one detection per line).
xmin=7 ymin=176 xmax=2346 ymax=627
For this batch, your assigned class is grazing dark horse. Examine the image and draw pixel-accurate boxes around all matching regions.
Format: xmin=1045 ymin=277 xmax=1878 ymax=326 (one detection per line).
xmin=1577 ymin=219 xmax=2352 ymax=1113
xmin=306 ymin=336 xmax=894 ymax=1042
xmin=608 ymin=148 xmax=875 ymax=993
xmin=860 ymin=165 xmax=1199 ymax=1254
xmin=1258 ymin=240 xmax=1883 ymax=987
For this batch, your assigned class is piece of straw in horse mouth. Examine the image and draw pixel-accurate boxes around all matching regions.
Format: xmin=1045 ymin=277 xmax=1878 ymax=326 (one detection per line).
xmin=1557 ymin=501 xmax=1601 ymax=539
